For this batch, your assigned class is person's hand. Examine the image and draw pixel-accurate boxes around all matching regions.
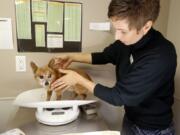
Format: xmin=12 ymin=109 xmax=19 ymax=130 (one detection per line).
xmin=53 ymin=55 xmax=73 ymax=69
xmin=50 ymin=69 xmax=81 ymax=91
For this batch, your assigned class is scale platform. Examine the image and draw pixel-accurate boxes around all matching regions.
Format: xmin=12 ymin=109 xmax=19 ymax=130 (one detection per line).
xmin=14 ymin=88 xmax=97 ymax=126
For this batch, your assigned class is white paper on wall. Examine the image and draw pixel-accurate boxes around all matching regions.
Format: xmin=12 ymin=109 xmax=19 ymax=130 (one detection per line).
xmin=47 ymin=34 xmax=63 ymax=48
xmin=0 ymin=18 xmax=13 ymax=49
xmin=89 ymin=22 xmax=110 ymax=31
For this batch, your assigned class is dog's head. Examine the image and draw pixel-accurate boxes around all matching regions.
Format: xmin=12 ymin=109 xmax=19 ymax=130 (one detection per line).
xmin=30 ymin=60 xmax=59 ymax=88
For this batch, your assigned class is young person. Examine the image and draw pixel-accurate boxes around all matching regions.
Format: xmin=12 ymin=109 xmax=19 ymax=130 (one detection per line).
xmin=51 ymin=0 xmax=177 ymax=134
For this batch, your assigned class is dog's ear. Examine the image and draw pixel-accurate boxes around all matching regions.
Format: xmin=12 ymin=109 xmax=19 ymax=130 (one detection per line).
xmin=48 ymin=59 xmax=55 ymax=69
xmin=30 ymin=61 xmax=38 ymax=74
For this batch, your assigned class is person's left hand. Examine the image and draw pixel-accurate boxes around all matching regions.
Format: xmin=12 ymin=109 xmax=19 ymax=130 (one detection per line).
xmin=50 ymin=69 xmax=80 ymax=91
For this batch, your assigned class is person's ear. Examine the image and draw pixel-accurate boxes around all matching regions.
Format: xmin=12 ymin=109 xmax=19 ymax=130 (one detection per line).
xmin=142 ymin=20 xmax=153 ymax=35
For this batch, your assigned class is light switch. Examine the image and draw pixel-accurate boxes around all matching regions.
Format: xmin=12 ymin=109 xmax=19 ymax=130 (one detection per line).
xmin=16 ymin=56 xmax=26 ymax=72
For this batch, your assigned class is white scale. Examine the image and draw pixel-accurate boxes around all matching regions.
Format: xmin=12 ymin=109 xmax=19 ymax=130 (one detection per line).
xmin=14 ymin=88 xmax=97 ymax=126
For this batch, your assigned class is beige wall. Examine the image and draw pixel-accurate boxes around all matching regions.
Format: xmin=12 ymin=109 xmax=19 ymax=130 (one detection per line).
xmin=167 ymin=1 xmax=180 ymax=134
xmin=167 ymin=0 xmax=180 ymax=99
xmin=0 ymin=0 xmax=170 ymax=98
xmin=154 ymin=0 xmax=170 ymax=36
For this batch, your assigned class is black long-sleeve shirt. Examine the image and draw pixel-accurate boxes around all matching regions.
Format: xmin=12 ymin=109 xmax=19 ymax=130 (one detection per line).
xmin=91 ymin=28 xmax=177 ymax=129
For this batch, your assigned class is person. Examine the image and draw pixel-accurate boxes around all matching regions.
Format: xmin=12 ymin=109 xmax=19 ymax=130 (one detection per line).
xmin=50 ymin=0 xmax=177 ymax=134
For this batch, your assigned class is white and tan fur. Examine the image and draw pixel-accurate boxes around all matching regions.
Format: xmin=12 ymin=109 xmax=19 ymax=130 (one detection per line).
xmin=30 ymin=59 xmax=92 ymax=101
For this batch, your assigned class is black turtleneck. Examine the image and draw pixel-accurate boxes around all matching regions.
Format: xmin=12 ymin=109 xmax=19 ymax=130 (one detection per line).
xmin=91 ymin=28 xmax=177 ymax=129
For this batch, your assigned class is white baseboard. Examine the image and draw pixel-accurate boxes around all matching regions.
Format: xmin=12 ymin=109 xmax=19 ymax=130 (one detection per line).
xmin=0 ymin=97 xmax=15 ymax=101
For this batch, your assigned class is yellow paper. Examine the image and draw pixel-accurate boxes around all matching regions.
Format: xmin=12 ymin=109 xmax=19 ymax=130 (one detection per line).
xmin=47 ymin=2 xmax=63 ymax=33
xmin=64 ymin=3 xmax=82 ymax=41
xmin=35 ymin=24 xmax=45 ymax=47
xmin=15 ymin=0 xmax=32 ymax=39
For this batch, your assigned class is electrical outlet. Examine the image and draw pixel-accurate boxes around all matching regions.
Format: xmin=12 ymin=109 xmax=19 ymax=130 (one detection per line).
xmin=16 ymin=56 xmax=26 ymax=72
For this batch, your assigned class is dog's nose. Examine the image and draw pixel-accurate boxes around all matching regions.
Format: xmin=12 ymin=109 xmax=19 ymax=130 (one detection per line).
xmin=45 ymin=81 xmax=49 ymax=86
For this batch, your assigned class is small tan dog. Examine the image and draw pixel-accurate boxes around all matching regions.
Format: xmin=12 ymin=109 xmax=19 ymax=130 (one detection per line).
xmin=30 ymin=59 xmax=92 ymax=101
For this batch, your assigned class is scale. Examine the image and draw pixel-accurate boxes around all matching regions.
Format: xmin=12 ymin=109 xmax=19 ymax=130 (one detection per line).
xmin=35 ymin=106 xmax=79 ymax=125
xmin=14 ymin=88 xmax=97 ymax=126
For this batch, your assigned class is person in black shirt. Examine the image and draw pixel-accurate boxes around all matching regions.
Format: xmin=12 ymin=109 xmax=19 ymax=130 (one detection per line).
xmin=50 ymin=0 xmax=177 ymax=134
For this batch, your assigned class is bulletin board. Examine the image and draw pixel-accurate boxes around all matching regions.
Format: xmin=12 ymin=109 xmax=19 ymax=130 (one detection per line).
xmin=15 ymin=0 xmax=82 ymax=52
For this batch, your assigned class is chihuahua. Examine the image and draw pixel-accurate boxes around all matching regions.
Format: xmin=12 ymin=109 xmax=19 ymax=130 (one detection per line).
xmin=30 ymin=59 xmax=92 ymax=101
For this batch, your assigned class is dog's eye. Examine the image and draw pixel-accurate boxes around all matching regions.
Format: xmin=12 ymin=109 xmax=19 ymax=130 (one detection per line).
xmin=39 ymin=76 xmax=44 ymax=79
xmin=48 ymin=74 xmax=51 ymax=78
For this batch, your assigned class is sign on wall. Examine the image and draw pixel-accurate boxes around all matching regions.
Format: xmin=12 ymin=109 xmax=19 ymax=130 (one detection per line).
xmin=15 ymin=0 xmax=82 ymax=52
xmin=0 ymin=18 xmax=13 ymax=50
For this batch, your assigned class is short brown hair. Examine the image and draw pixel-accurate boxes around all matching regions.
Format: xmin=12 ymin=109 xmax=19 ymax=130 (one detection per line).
xmin=108 ymin=0 xmax=160 ymax=30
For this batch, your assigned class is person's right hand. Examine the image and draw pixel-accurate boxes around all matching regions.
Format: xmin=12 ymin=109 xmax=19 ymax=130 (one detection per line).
xmin=51 ymin=53 xmax=91 ymax=69
xmin=53 ymin=55 xmax=73 ymax=69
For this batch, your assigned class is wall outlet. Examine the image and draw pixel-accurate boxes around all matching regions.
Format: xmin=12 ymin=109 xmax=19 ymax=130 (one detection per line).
xmin=16 ymin=56 xmax=26 ymax=72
